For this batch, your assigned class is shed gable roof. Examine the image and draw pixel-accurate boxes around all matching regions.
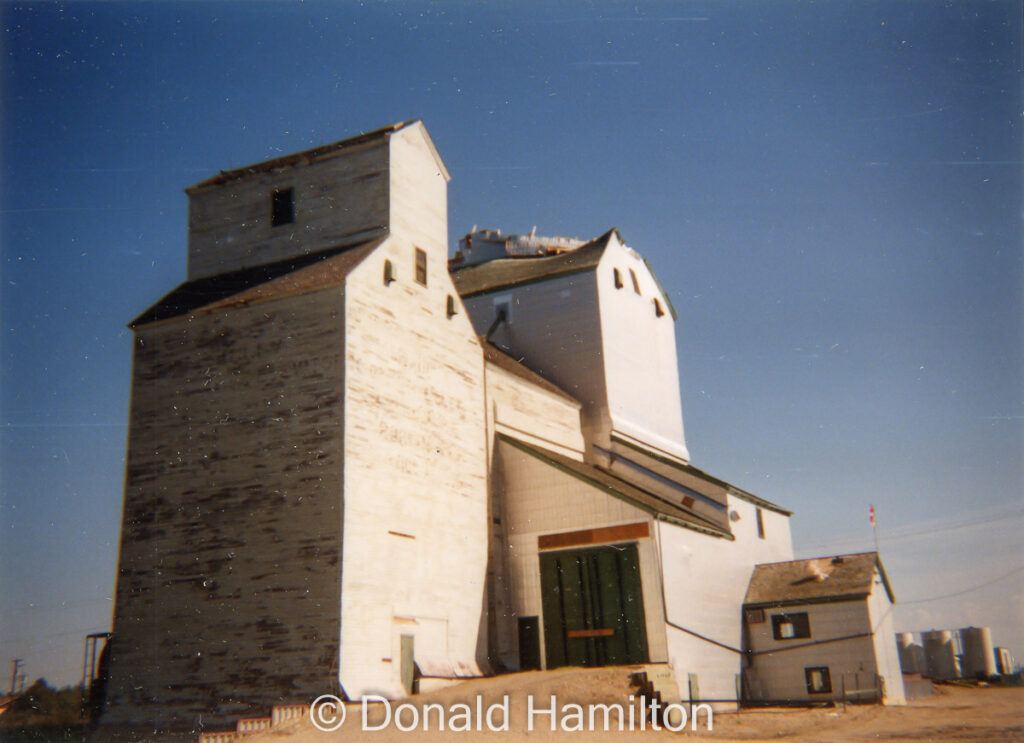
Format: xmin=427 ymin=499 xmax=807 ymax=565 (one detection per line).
xmin=744 ymin=552 xmax=894 ymax=608
xmin=451 ymin=228 xmax=617 ymax=298
xmin=130 ymin=239 xmax=383 ymax=327
xmin=499 ymin=434 xmax=731 ymax=539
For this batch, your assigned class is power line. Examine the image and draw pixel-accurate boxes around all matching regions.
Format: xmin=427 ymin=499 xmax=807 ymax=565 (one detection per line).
xmin=899 ymin=565 xmax=1024 ymax=605
xmin=879 ymin=511 xmax=1024 ymax=542
xmin=797 ymin=508 xmax=1024 ymax=554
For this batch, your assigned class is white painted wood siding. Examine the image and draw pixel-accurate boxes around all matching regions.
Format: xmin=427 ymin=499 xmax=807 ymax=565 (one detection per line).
xmin=387 ymin=123 xmax=449 ymax=260
xmin=105 ymin=291 xmax=348 ymax=729
xmin=491 ymin=438 xmax=668 ymax=671
xmin=867 ymin=576 xmax=906 ymax=704
xmin=484 ymin=361 xmax=584 ymax=461
xmin=597 ymin=238 xmax=689 ymax=462
xmin=462 ymin=272 xmax=611 ymax=448
xmin=746 ymin=592 xmax=891 ymax=704
xmin=187 ymin=140 xmax=390 ymax=280
xmin=339 ymin=236 xmax=489 ymax=699
xmin=658 ymin=495 xmax=792 ymax=710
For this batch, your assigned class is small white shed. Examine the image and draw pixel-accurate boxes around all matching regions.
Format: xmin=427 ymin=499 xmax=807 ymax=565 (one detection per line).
xmin=742 ymin=552 xmax=906 ymax=706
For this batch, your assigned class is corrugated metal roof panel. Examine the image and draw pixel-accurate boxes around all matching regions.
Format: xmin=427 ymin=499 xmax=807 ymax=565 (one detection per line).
xmin=498 ymin=434 xmax=732 ymax=539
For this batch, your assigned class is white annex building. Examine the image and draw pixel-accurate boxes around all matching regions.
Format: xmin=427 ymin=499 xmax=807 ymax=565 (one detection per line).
xmin=99 ymin=121 xmax=900 ymax=736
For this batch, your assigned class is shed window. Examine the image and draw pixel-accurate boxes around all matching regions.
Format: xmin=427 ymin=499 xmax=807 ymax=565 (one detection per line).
xmin=613 ymin=268 xmax=624 ymax=289
xmin=383 ymin=259 xmax=396 ymax=285
xmin=271 ymin=187 xmax=294 ymax=227
xmin=629 ymin=268 xmax=641 ymax=294
xmin=756 ymin=507 xmax=765 ymax=539
xmin=415 ymin=248 xmax=427 ymax=286
xmin=805 ymin=667 xmax=832 ymax=694
xmin=772 ymin=612 xmax=810 ymax=640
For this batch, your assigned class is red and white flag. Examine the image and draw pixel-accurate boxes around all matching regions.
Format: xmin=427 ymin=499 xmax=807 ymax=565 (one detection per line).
xmin=869 ymin=504 xmax=876 ymax=527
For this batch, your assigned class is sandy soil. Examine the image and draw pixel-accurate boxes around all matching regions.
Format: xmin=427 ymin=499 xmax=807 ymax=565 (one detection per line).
xmin=242 ymin=668 xmax=1023 ymax=743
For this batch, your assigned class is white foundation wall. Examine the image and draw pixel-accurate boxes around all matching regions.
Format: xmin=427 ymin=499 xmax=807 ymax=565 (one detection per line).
xmin=746 ymin=600 xmax=878 ymax=703
xmin=658 ymin=495 xmax=792 ymax=708
xmin=867 ymin=577 xmax=907 ymax=704
xmin=339 ymin=238 xmax=489 ymax=700
xmin=491 ymin=439 xmax=668 ymax=671
xmin=596 ymin=240 xmax=689 ymax=462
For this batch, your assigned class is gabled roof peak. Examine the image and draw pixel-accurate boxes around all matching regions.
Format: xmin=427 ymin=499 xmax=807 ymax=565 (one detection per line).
xmin=186 ymin=120 xmax=432 ymax=192
xmin=744 ymin=551 xmax=895 ymax=608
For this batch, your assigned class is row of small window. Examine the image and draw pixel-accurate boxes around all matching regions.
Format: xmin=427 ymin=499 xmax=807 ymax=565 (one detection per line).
xmin=383 ymin=250 xmax=458 ymax=318
xmin=384 ymin=249 xmax=429 ymax=287
xmin=612 ymin=267 xmax=665 ymax=317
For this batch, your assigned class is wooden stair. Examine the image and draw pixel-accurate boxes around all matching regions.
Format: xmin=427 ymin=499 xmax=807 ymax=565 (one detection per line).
xmin=630 ymin=663 xmax=684 ymax=727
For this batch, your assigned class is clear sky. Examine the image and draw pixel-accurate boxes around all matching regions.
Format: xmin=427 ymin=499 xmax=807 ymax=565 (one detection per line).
xmin=1 ymin=1 xmax=1021 ymax=687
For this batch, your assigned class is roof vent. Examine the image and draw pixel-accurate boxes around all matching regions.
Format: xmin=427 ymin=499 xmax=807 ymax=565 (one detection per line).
xmin=806 ymin=560 xmax=831 ymax=582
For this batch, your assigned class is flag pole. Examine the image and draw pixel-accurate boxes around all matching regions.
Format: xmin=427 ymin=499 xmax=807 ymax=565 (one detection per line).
xmin=869 ymin=504 xmax=879 ymax=554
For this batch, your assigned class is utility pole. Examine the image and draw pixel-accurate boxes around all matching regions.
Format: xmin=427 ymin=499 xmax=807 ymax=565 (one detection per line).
xmin=9 ymin=658 xmax=23 ymax=695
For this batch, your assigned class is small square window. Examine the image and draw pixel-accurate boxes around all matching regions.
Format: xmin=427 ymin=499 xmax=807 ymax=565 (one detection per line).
xmin=772 ymin=612 xmax=811 ymax=640
xmin=805 ymin=666 xmax=832 ymax=694
xmin=383 ymin=259 xmax=396 ymax=285
xmin=446 ymin=294 xmax=458 ymax=318
xmin=271 ymin=187 xmax=294 ymax=227
xmin=629 ymin=268 xmax=641 ymax=294
xmin=613 ymin=268 xmax=624 ymax=289
xmin=415 ymin=248 xmax=427 ymax=286
xmin=756 ymin=507 xmax=765 ymax=539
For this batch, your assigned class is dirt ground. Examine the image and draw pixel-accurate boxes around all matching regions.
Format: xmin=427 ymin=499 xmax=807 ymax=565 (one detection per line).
xmin=243 ymin=668 xmax=1023 ymax=743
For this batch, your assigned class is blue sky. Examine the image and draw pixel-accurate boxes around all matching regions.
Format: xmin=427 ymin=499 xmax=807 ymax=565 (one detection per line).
xmin=1 ymin=1 xmax=1021 ymax=686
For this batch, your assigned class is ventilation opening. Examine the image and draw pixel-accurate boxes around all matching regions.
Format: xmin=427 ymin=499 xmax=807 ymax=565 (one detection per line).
xmin=271 ymin=187 xmax=294 ymax=227
xmin=629 ymin=268 xmax=641 ymax=294
xmin=415 ymin=248 xmax=427 ymax=286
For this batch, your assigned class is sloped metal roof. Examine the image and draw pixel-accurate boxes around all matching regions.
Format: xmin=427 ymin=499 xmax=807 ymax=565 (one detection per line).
xmin=610 ymin=435 xmax=792 ymax=516
xmin=130 ymin=239 xmax=383 ymax=327
xmin=450 ymin=229 xmax=618 ymax=298
xmin=744 ymin=552 xmax=895 ymax=608
xmin=498 ymin=434 xmax=732 ymax=539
